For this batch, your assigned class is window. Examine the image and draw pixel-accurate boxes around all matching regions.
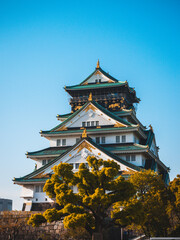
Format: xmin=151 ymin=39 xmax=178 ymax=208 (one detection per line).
xmin=126 ymin=155 xmax=130 ymax=162
xmin=45 ymin=198 xmax=47 ymax=201
xmin=36 ymin=198 xmax=38 ymax=201
xmin=35 ymin=186 xmax=39 ymax=192
xmin=131 ymin=155 xmax=136 ymax=161
xmin=95 ymin=79 xmax=98 ymax=83
xmin=91 ymin=121 xmax=94 ymax=127
xmin=82 ymin=122 xmax=86 ymax=127
xmin=122 ymin=135 xmax=126 ymax=143
xmin=96 ymin=121 xmax=99 ymax=126
xmin=42 ymin=160 xmax=46 ymax=165
xmin=40 ymin=185 xmax=44 ymax=192
xmin=57 ymin=139 xmax=61 ymax=146
xmin=101 ymin=137 xmax=106 ymax=144
xmin=96 ymin=137 xmax=100 ymax=144
xmin=62 ymin=139 xmax=66 ymax=146
xmin=87 ymin=121 xmax=90 ymax=127
xmin=116 ymin=136 xmax=120 ymax=143
xmin=75 ymin=163 xmax=80 ymax=169
xmin=76 ymin=138 xmax=80 ymax=143
xmin=48 ymin=159 xmax=51 ymax=163
xmin=99 ymin=79 xmax=101 ymax=83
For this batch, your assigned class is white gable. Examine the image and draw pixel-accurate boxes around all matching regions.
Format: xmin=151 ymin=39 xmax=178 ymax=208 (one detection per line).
xmin=55 ymin=103 xmax=127 ymax=131
xmin=82 ymin=70 xmax=114 ymax=85
xmin=37 ymin=140 xmax=136 ymax=176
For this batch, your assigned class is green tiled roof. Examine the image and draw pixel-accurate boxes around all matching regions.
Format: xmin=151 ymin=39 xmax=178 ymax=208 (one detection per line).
xmin=57 ymin=113 xmax=72 ymax=119
xmin=27 ymin=147 xmax=69 ymax=157
xmin=145 ymin=130 xmax=154 ymax=147
xmin=65 ymin=81 xmax=126 ymax=91
xmin=41 ymin=126 xmax=137 ymax=135
xmin=14 ymin=178 xmax=49 ymax=182
xmin=105 ymin=144 xmax=148 ymax=152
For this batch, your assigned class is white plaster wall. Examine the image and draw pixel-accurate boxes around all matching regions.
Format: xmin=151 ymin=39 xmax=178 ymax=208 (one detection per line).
xmin=20 ymin=185 xmax=34 ymax=198
xmin=84 ymin=72 xmax=110 ymax=84
xmin=118 ymin=154 xmax=144 ymax=167
xmin=49 ymin=132 xmax=136 ymax=147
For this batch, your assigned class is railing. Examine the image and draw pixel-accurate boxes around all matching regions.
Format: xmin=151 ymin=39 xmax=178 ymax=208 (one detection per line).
xmin=69 ymin=93 xmax=125 ymax=103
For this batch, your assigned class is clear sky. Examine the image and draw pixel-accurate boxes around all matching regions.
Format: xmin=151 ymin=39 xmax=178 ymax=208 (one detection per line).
xmin=0 ymin=0 xmax=179 ymax=210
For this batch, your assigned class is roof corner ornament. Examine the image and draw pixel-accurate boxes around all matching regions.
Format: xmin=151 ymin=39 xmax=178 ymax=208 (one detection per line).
xmin=82 ymin=128 xmax=87 ymax=138
xmin=88 ymin=92 xmax=93 ymax=101
xmin=149 ymin=124 xmax=153 ymax=132
xmin=96 ymin=59 xmax=100 ymax=68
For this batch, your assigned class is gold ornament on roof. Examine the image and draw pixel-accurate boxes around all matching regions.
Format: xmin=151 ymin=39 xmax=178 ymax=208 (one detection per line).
xmin=88 ymin=92 xmax=92 ymax=101
xmin=75 ymin=141 xmax=95 ymax=153
xmin=82 ymin=128 xmax=87 ymax=138
xmin=149 ymin=124 xmax=153 ymax=132
xmin=96 ymin=59 xmax=100 ymax=68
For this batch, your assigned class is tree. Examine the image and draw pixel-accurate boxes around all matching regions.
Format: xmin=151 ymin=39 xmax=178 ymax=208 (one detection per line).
xmin=112 ymin=170 xmax=170 ymax=237
xmin=28 ymin=156 xmax=135 ymax=240
xmin=167 ymin=175 xmax=180 ymax=236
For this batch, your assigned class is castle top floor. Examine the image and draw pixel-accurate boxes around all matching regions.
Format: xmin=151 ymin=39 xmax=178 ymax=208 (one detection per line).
xmin=65 ymin=60 xmax=140 ymax=113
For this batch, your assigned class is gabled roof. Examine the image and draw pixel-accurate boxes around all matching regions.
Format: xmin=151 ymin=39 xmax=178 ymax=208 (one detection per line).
xmin=42 ymin=101 xmax=136 ymax=133
xmin=79 ymin=66 xmax=119 ymax=85
xmin=145 ymin=129 xmax=155 ymax=148
xmin=14 ymin=137 xmax=141 ymax=184
xmin=27 ymin=147 xmax=69 ymax=158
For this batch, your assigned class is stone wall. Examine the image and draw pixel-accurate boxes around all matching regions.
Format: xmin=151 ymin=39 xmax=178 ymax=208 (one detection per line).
xmin=0 ymin=211 xmax=64 ymax=240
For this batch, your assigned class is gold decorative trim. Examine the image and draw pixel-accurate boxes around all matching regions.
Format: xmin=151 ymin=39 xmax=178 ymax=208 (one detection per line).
xmin=109 ymin=103 xmax=121 ymax=109
xmin=82 ymin=128 xmax=87 ymax=138
xmin=75 ymin=141 xmax=95 ymax=153
xmin=56 ymin=125 xmax=68 ymax=131
xmin=96 ymin=59 xmax=100 ymax=68
xmin=88 ymin=92 xmax=92 ymax=101
xmin=114 ymin=122 xmax=126 ymax=128
xmin=85 ymin=104 xmax=97 ymax=112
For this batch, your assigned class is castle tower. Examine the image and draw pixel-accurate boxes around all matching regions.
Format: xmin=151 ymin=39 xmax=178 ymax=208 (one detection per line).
xmin=14 ymin=62 xmax=169 ymax=211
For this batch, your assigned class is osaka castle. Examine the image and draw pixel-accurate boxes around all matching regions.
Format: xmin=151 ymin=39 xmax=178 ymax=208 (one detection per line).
xmin=14 ymin=61 xmax=170 ymax=211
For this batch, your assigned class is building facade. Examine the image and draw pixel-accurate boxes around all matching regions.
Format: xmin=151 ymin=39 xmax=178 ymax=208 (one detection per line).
xmin=14 ymin=61 xmax=170 ymax=211
xmin=0 ymin=198 xmax=12 ymax=211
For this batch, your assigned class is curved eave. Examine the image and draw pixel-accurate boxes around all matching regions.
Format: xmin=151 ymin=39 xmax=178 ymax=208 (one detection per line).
xmin=41 ymin=126 xmax=147 ymax=139
xmin=13 ymin=178 xmax=49 ymax=185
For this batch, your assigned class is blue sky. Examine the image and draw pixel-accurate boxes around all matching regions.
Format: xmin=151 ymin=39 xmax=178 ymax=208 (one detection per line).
xmin=0 ymin=0 xmax=179 ymax=210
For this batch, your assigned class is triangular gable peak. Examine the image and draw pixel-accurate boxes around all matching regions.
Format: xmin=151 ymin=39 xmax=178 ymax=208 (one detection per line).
xmin=52 ymin=101 xmax=132 ymax=132
xmin=21 ymin=138 xmax=139 ymax=180
xmin=80 ymin=61 xmax=119 ymax=85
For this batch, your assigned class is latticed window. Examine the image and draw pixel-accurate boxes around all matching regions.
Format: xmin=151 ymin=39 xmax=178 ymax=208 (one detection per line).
xmin=35 ymin=185 xmax=39 ymax=192
xmin=96 ymin=121 xmax=99 ymax=126
xmin=122 ymin=135 xmax=126 ymax=143
xmin=57 ymin=139 xmax=61 ymax=146
xmin=75 ymin=163 xmax=80 ymax=169
xmin=116 ymin=136 xmax=120 ymax=143
xmin=96 ymin=137 xmax=100 ymax=144
xmin=101 ymin=137 xmax=106 ymax=144
xmin=62 ymin=139 xmax=66 ymax=146
xmin=82 ymin=122 xmax=86 ymax=127
xmin=131 ymin=155 xmax=136 ymax=161
xmin=42 ymin=160 xmax=46 ymax=165
xmin=126 ymin=155 xmax=130 ymax=161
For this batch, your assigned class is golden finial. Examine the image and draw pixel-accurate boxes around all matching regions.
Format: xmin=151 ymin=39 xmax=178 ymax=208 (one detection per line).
xmin=26 ymin=151 xmax=28 ymax=155
xmin=96 ymin=59 xmax=100 ymax=68
xmin=149 ymin=124 xmax=153 ymax=132
xmin=88 ymin=92 xmax=92 ymax=101
xmin=82 ymin=128 xmax=87 ymax=138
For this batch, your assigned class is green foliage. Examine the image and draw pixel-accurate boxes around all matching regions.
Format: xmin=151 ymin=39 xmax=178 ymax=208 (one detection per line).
xmin=27 ymin=213 xmax=46 ymax=227
xmin=167 ymin=175 xmax=180 ymax=236
xmin=112 ymin=170 xmax=170 ymax=237
xmin=28 ymin=156 xmax=135 ymax=237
